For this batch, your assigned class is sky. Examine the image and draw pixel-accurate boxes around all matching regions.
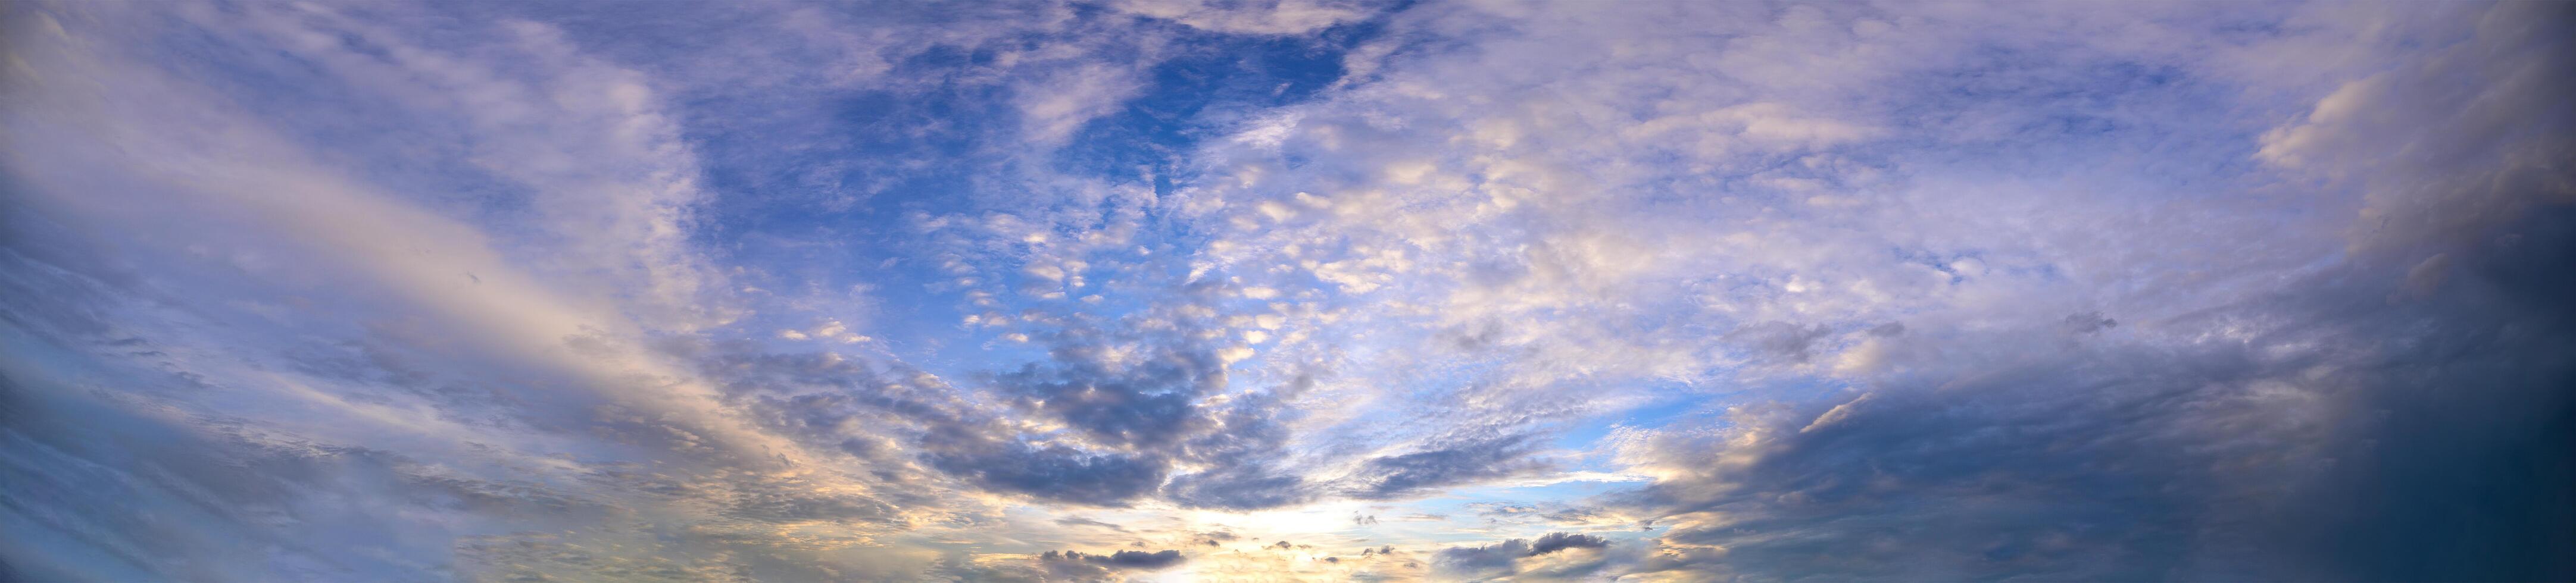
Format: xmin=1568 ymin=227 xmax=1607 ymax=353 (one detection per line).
xmin=0 ymin=1 xmax=2570 ymax=581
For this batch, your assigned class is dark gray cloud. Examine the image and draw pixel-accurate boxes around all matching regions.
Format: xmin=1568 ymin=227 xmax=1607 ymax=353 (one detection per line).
xmin=1524 ymin=532 xmax=1609 ymax=556
xmin=920 ymin=435 xmax=1172 ymax=507
xmin=1040 ymin=548 xmax=1186 ymax=569
xmin=1728 ymin=321 xmax=1837 ymax=363
xmin=1610 ymin=215 xmax=2576 ymax=581
xmin=1023 ymin=548 xmax=1189 ymax=582
xmin=1591 ymin=4 xmax=2576 ymax=579
xmin=1434 ymin=539 xmax=1523 ymax=569
xmin=686 ymin=336 xmax=1290 ymax=509
xmin=989 ymin=331 xmax=1225 ymax=450
xmin=639 ymin=306 xmax=1341 ymax=512
xmin=920 ymin=308 xmax=1321 ymax=507
xmin=1161 ymin=382 xmax=1319 ymax=509
xmin=1434 ymin=532 xmax=1612 ymax=580
xmin=1164 ymin=466 xmax=1312 ymax=509
xmin=1340 ymin=433 xmax=1550 ymax=499
xmin=1193 ymin=530 xmax=1239 ymax=547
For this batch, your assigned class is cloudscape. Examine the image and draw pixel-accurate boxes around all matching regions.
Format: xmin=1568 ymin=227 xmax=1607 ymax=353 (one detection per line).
xmin=2 ymin=1 xmax=2571 ymax=581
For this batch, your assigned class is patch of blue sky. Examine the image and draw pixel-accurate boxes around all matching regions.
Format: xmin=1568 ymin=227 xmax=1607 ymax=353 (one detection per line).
xmin=676 ymin=12 xmax=1395 ymax=378
xmin=1053 ymin=15 xmax=1380 ymax=188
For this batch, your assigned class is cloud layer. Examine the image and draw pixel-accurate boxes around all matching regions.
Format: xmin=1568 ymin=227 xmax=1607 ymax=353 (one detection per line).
xmin=2 ymin=1 xmax=2569 ymax=581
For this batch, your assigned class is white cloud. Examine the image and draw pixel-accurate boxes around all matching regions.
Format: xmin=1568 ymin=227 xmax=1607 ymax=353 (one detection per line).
xmin=1107 ymin=0 xmax=1371 ymax=36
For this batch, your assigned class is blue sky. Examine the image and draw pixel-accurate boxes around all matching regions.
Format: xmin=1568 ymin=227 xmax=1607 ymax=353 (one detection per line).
xmin=2 ymin=1 xmax=2571 ymax=581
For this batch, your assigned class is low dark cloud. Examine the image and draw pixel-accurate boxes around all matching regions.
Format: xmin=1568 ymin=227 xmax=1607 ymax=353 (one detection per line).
xmin=1040 ymin=549 xmax=1186 ymax=570
xmin=1598 ymin=4 xmax=2576 ymax=579
xmin=1435 ymin=539 xmax=1528 ymax=572
xmin=637 ymin=308 xmax=1357 ymax=515
xmin=919 ymin=437 xmax=1172 ymax=507
xmin=989 ymin=335 xmax=1222 ymax=450
xmin=1164 ymin=466 xmax=1312 ymax=509
xmin=1162 ymin=383 xmax=1320 ymax=510
xmin=1610 ymin=211 xmax=2576 ymax=580
xmin=694 ymin=348 xmax=1170 ymax=507
xmin=920 ymin=316 xmax=1331 ymax=508
xmin=1728 ymin=321 xmax=1835 ymax=363
xmin=1525 ymin=532 xmax=1608 ymax=556
xmin=1435 ymin=532 xmax=1612 ymax=580
xmin=691 ymin=336 xmax=1313 ymax=509
xmin=1340 ymin=434 xmax=1548 ymax=499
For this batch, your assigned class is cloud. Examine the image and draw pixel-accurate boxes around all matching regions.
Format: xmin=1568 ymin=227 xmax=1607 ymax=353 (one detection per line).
xmin=1607 ymin=258 xmax=2576 ymax=579
xmin=2254 ymin=2 xmax=2576 ymax=255
xmin=1339 ymin=434 xmax=1551 ymax=500
xmin=1435 ymin=539 xmax=1528 ymax=572
xmin=1435 ymin=532 xmax=1613 ymax=580
xmin=1525 ymin=532 xmax=1610 ymax=556
xmin=920 ymin=432 xmax=1173 ymax=507
xmin=1593 ymin=11 xmax=2576 ymax=561
xmin=3 ymin=0 xmax=2569 ymax=581
xmin=1035 ymin=548 xmax=1189 ymax=579
xmin=1053 ymin=516 xmax=1129 ymax=532
xmin=1106 ymin=0 xmax=1378 ymax=36
xmin=1044 ymin=549 xmax=1187 ymax=569
xmin=0 ymin=4 xmax=997 ymax=579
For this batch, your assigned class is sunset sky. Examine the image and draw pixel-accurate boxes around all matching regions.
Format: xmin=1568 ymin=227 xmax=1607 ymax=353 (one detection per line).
xmin=2 ymin=1 xmax=2570 ymax=581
